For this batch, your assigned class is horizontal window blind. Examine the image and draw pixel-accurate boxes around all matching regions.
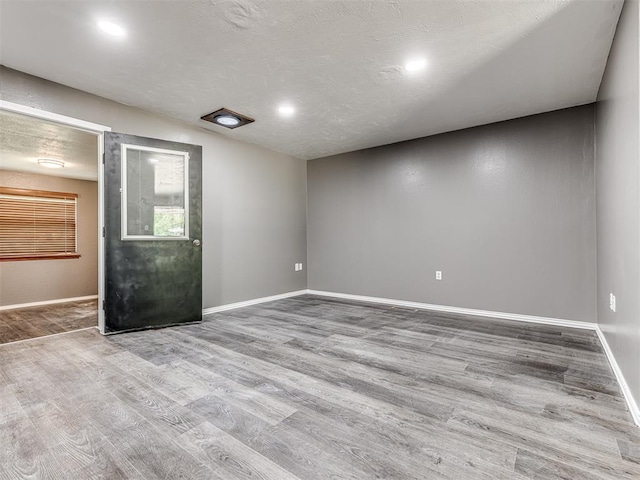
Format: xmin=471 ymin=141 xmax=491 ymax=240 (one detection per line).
xmin=0 ymin=187 xmax=79 ymax=261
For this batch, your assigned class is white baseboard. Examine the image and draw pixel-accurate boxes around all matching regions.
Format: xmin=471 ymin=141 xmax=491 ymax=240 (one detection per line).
xmin=307 ymin=290 xmax=597 ymax=330
xmin=595 ymin=326 xmax=640 ymax=426
xmin=0 ymin=295 xmax=99 ymax=311
xmin=202 ymin=290 xmax=307 ymax=315
xmin=308 ymin=289 xmax=638 ymax=427
xmin=203 ymin=288 xmax=638 ymax=427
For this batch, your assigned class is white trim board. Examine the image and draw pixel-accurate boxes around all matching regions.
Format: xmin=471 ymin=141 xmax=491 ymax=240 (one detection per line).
xmin=0 ymin=100 xmax=111 ymax=133
xmin=0 ymin=295 xmax=99 ymax=311
xmin=307 ymin=290 xmax=597 ymax=330
xmin=202 ymin=290 xmax=308 ymax=315
xmin=595 ymin=327 xmax=640 ymax=426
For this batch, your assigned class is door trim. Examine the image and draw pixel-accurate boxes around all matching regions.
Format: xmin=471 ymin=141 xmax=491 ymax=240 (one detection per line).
xmin=0 ymin=100 xmax=111 ymax=334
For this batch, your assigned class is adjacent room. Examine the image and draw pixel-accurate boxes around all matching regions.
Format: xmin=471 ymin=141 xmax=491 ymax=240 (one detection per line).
xmin=0 ymin=1 xmax=638 ymax=479
xmin=0 ymin=110 xmax=99 ymax=342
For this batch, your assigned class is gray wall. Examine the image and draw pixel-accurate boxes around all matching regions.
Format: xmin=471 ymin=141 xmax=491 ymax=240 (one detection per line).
xmin=0 ymin=67 xmax=307 ymax=309
xmin=0 ymin=170 xmax=98 ymax=306
xmin=308 ymin=105 xmax=597 ymax=322
xmin=595 ymin=0 xmax=640 ymax=408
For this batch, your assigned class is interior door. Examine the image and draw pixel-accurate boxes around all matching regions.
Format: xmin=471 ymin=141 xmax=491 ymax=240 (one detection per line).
xmin=103 ymin=132 xmax=202 ymax=333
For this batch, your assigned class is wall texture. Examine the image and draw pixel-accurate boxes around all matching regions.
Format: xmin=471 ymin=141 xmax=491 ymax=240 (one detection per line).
xmin=595 ymin=0 xmax=640 ymax=411
xmin=308 ymin=105 xmax=597 ymax=322
xmin=0 ymin=67 xmax=307 ymax=309
xmin=0 ymin=170 xmax=98 ymax=306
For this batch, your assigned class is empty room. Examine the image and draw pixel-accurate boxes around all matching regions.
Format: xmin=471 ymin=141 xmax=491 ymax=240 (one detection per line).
xmin=0 ymin=0 xmax=639 ymax=479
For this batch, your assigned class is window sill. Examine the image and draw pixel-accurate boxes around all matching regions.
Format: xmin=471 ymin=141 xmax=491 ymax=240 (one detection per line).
xmin=0 ymin=254 xmax=81 ymax=262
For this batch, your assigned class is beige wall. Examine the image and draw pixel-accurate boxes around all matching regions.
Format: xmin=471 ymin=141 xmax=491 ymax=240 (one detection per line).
xmin=0 ymin=170 xmax=98 ymax=306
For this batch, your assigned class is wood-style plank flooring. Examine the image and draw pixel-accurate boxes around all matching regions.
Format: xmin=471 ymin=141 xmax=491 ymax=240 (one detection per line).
xmin=0 ymin=299 xmax=97 ymax=344
xmin=1 ymin=294 xmax=639 ymax=479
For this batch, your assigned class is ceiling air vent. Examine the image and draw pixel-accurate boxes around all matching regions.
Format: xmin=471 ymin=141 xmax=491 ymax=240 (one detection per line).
xmin=200 ymin=108 xmax=254 ymax=129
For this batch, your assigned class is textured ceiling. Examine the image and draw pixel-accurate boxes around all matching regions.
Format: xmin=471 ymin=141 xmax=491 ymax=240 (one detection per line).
xmin=0 ymin=0 xmax=624 ymax=160
xmin=0 ymin=111 xmax=99 ymax=181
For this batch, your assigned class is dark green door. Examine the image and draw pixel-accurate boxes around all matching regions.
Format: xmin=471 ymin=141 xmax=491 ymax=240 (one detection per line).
xmin=104 ymin=132 xmax=202 ymax=333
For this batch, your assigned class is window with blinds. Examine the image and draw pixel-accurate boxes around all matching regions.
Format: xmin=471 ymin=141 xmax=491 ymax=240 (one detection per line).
xmin=0 ymin=187 xmax=80 ymax=261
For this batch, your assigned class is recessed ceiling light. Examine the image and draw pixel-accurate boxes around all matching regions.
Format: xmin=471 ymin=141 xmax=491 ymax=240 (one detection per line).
xmin=215 ymin=115 xmax=241 ymax=127
xmin=97 ymin=20 xmax=126 ymax=37
xmin=200 ymin=108 xmax=254 ymax=129
xmin=278 ymin=104 xmax=295 ymax=117
xmin=404 ymin=58 xmax=427 ymax=73
xmin=37 ymin=159 xmax=64 ymax=169
xmin=149 ymin=158 xmax=160 ymax=164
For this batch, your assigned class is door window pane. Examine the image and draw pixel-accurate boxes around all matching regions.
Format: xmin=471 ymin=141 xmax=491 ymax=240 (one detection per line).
xmin=153 ymin=206 xmax=185 ymax=236
xmin=122 ymin=145 xmax=189 ymax=239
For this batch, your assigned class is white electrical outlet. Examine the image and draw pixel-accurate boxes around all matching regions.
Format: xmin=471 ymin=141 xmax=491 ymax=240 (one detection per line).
xmin=436 ymin=271 xmax=442 ymax=280
xmin=294 ymin=263 xmax=303 ymax=271
xmin=610 ymin=293 xmax=616 ymax=312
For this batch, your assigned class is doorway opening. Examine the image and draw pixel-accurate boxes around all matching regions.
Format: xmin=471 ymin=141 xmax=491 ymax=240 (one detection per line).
xmin=0 ymin=101 xmax=110 ymax=342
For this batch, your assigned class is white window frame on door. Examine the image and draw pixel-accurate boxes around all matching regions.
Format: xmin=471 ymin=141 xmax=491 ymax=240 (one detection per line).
xmin=0 ymin=100 xmax=111 ymax=334
xmin=120 ymin=143 xmax=190 ymax=241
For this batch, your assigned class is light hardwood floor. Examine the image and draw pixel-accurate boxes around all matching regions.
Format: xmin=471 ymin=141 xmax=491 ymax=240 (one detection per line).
xmin=0 ymin=294 xmax=639 ymax=479
xmin=0 ymin=300 xmax=97 ymax=344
